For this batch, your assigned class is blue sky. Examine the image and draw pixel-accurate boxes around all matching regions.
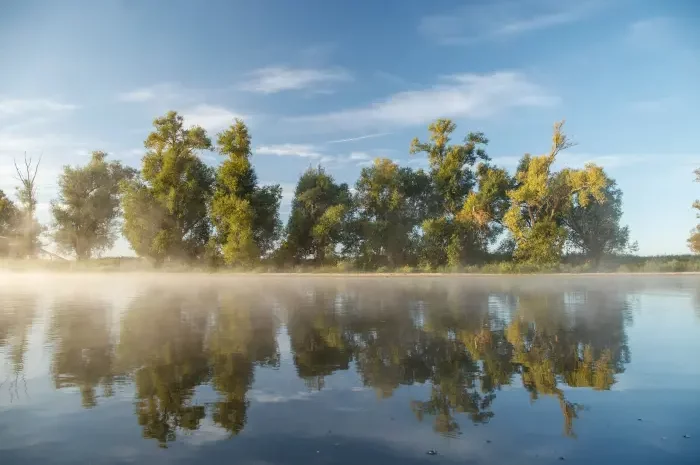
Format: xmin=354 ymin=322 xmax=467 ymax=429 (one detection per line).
xmin=1 ymin=0 xmax=699 ymax=256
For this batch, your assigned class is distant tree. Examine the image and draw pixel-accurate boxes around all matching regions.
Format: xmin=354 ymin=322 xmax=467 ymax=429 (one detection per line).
xmin=283 ymin=166 xmax=351 ymax=264
xmin=13 ymin=153 xmax=44 ymax=257
xmin=0 ymin=190 xmax=19 ymax=256
xmin=410 ymin=119 xmax=492 ymax=267
xmin=563 ymin=174 xmax=634 ymax=264
xmin=210 ymin=119 xmax=281 ymax=266
xmin=349 ymin=159 xmax=431 ymax=268
xmin=688 ymin=168 xmax=700 ymax=253
xmin=51 ymin=151 xmax=136 ymax=260
xmin=503 ymin=121 xmax=607 ymax=264
xmin=121 ymin=111 xmax=214 ymax=263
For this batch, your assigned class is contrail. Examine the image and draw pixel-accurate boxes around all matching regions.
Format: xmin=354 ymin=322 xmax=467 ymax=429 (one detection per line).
xmin=325 ymin=133 xmax=391 ymax=144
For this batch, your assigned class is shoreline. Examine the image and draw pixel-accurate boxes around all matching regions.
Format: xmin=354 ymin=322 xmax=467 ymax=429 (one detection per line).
xmin=1 ymin=268 xmax=699 ymax=277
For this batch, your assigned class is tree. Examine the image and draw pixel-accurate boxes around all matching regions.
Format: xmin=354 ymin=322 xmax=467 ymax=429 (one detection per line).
xmin=13 ymin=153 xmax=44 ymax=257
xmin=688 ymin=168 xmax=700 ymax=253
xmin=503 ymin=121 xmax=607 ymax=264
xmin=51 ymin=151 xmax=136 ymax=260
xmin=210 ymin=119 xmax=281 ymax=266
xmin=410 ymin=119 xmax=492 ymax=267
xmin=563 ymin=174 xmax=633 ymax=265
xmin=121 ymin=111 xmax=214 ymax=263
xmin=350 ymin=159 xmax=431 ymax=269
xmin=283 ymin=166 xmax=351 ymax=264
xmin=0 ymin=190 xmax=19 ymax=256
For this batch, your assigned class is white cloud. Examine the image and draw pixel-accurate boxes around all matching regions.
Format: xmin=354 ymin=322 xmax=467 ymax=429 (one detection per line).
xmin=182 ymin=104 xmax=243 ymax=132
xmin=490 ymin=152 xmax=700 ymax=171
xmin=116 ymin=82 xmax=183 ymax=103
xmin=288 ymin=72 xmax=557 ymax=131
xmin=349 ymin=152 xmax=371 ymax=161
xmin=420 ymin=0 xmax=601 ymax=45
xmin=0 ymin=98 xmax=76 ymax=117
xmin=240 ymin=66 xmax=352 ymax=94
xmin=326 ymin=133 xmax=391 ymax=144
xmin=255 ymin=143 xmax=324 ymax=159
xmin=625 ymin=17 xmax=687 ymax=52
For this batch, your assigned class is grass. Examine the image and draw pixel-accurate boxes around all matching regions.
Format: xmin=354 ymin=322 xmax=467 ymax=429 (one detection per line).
xmin=2 ymin=254 xmax=700 ymax=274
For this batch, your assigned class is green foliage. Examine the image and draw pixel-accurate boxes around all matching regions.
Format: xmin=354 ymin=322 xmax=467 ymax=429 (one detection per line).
xmin=51 ymin=151 xmax=136 ymax=260
xmin=121 ymin=111 xmax=214 ymax=263
xmin=349 ymin=158 xmax=431 ymax=268
xmin=563 ymin=175 xmax=633 ymax=264
xmin=410 ymin=119 xmax=495 ymax=268
xmin=689 ymin=168 xmax=700 ymax=253
xmin=504 ymin=121 xmax=607 ymax=264
xmin=284 ymin=166 xmax=351 ymax=264
xmin=0 ymin=190 xmax=19 ymax=256
xmin=410 ymin=119 xmax=489 ymax=216
xmin=211 ymin=120 xmax=281 ymax=266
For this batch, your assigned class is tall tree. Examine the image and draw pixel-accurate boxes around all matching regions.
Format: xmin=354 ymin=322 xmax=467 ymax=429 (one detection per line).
xmin=13 ymin=153 xmax=43 ymax=257
xmin=210 ymin=119 xmax=281 ymax=266
xmin=563 ymin=174 xmax=634 ymax=264
xmin=51 ymin=151 xmax=136 ymax=260
xmin=688 ymin=168 xmax=700 ymax=253
xmin=283 ymin=166 xmax=351 ymax=264
xmin=410 ymin=119 xmax=491 ymax=267
xmin=349 ymin=158 xmax=431 ymax=268
xmin=121 ymin=111 xmax=214 ymax=263
xmin=503 ymin=121 xmax=607 ymax=264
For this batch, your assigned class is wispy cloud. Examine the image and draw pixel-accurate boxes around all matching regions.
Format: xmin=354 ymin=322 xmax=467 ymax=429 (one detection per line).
xmin=0 ymin=98 xmax=77 ymax=117
xmin=625 ymin=17 xmax=684 ymax=52
xmin=490 ymin=152 xmax=694 ymax=171
xmin=116 ymin=82 xmax=184 ymax=103
xmin=628 ymin=96 xmax=678 ymax=113
xmin=240 ymin=66 xmax=352 ymax=94
xmin=349 ymin=152 xmax=371 ymax=161
xmin=256 ymin=143 xmax=324 ymax=159
xmin=182 ymin=104 xmax=243 ymax=132
xmin=420 ymin=0 xmax=601 ymax=45
xmin=288 ymin=72 xmax=557 ymax=131
xmin=326 ymin=133 xmax=391 ymax=144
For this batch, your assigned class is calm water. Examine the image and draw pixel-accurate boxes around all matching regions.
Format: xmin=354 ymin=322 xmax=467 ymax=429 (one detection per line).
xmin=0 ymin=274 xmax=699 ymax=464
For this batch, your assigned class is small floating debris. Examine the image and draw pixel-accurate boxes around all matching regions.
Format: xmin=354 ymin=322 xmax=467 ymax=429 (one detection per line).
xmin=559 ymin=456 xmax=566 ymax=461
xmin=485 ymin=440 xmax=492 ymax=444
xmin=426 ymin=449 xmax=438 ymax=456
xmin=637 ymin=418 xmax=643 ymax=421
xmin=683 ymin=434 xmax=691 ymax=439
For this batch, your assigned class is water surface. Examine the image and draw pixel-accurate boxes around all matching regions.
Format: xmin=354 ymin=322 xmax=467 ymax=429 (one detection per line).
xmin=0 ymin=274 xmax=698 ymax=464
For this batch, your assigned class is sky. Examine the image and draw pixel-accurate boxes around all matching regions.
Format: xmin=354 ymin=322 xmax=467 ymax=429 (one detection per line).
xmin=1 ymin=0 xmax=699 ymax=257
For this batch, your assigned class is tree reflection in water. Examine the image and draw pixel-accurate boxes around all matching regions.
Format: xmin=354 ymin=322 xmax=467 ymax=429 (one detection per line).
xmin=23 ymin=279 xmax=634 ymax=445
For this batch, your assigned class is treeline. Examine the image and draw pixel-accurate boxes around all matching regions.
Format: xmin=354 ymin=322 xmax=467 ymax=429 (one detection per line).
xmin=0 ymin=111 xmax=645 ymax=268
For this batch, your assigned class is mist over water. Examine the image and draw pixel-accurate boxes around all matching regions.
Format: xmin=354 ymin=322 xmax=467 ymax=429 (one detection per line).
xmin=0 ymin=273 xmax=698 ymax=464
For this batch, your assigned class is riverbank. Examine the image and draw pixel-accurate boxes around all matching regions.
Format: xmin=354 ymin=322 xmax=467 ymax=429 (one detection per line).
xmin=2 ymin=255 xmax=700 ymax=274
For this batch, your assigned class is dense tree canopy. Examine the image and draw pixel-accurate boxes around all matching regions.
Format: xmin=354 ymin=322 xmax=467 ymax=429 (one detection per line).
xmin=503 ymin=121 xmax=607 ymax=264
xmin=689 ymin=168 xmax=700 ymax=253
xmin=0 ymin=189 xmax=18 ymax=256
xmin=121 ymin=111 xmax=214 ymax=263
xmin=211 ymin=119 xmax=281 ymax=266
xmin=563 ymin=175 xmax=634 ymax=263
xmin=51 ymin=151 xmax=136 ymax=260
xmin=282 ymin=166 xmax=351 ymax=264
xmin=348 ymin=158 xmax=431 ymax=269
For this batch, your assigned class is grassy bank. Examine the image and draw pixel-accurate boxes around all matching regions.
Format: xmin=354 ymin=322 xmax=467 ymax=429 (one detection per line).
xmin=2 ymin=255 xmax=700 ymax=274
